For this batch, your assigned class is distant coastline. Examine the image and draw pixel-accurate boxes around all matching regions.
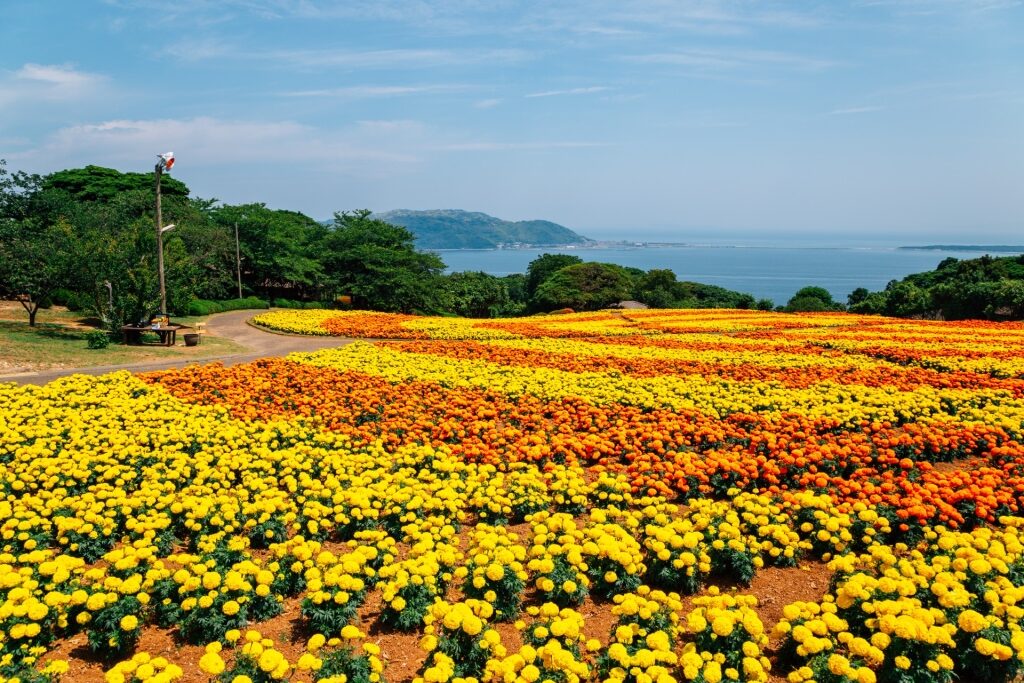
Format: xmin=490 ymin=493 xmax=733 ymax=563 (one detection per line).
xmin=899 ymin=245 xmax=1024 ymax=253
xmin=432 ymin=240 xmax=691 ymax=251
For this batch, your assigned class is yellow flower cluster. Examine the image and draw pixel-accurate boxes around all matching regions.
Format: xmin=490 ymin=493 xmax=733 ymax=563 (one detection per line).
xmin=777 ymin=519 xmax=1024 ymax=682
xmin=682 ymin=590 xmax=770 ymax=683
xmin=200 ymin=630 xmax=291 ymax=681
xmin=458 ymin=525 xmax=529 ymax=621
xmin=601 ymin=622 xmax=678 ymax=683
xmin=525 ymin=512 xmax=591 ymax=606
xmin=784 ymin=493 xmax=893 ymax=560
xmin=517 ymin=602 xmax=589 ymax=653
xmin=610 ymin=587 xmax=685 ymax=646
xmin=418 ymin=599 xmax=505 ymax=682
xmin=250 ymin=309 xmax=348 ymax=335
xmin=301 ymin=627 xmax=385 ymax=683
xmin=104 ymin=652 xmax=183 ymax=683
xmin=581 ymin=521 xmax=646 ymax=599
xmin=486 ymin=639 xmax=593 ymax=683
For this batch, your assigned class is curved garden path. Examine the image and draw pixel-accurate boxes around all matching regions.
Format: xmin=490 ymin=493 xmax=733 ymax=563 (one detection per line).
xmin=3 ymin=309 xmax=353 ymax=386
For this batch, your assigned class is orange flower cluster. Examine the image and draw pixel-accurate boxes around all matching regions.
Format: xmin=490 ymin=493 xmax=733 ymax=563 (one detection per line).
xmin=321 ymin=312 xmax=430 ymax=339
xmin=387 ymin=339 xmax=1024 ymax=395
xmin=144 ymin=356 xmax=1023 ymax=537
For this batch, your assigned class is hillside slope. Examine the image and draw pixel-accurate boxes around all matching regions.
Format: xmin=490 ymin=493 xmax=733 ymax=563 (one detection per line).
xmin=373 ymin=209 xmax=591 ymax=249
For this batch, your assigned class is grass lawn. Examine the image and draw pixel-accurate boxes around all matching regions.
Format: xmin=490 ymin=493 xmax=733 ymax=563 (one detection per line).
xmin=0 ymin=304 xmax=246 ymax=374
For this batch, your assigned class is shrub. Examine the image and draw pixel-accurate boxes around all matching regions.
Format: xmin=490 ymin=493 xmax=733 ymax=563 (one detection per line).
xmin=272 ymin=298 xmax=332 ymax=309
xmin=185 ymin=297 xmax=268 ymax=316
xmin=65 ymin=292 xmax=89 ymax=312
xmin=86 ymin=330 xmax=110 ymax=349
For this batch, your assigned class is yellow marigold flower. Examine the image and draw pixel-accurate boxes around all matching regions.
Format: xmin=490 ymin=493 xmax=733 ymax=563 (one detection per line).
xmin=199 ymin=651 xmax=226 ymax=675
xmin=712 ymin=616 xmax=734 ymax=637
xmin=958 ymin=609 xmax=986 ymax=633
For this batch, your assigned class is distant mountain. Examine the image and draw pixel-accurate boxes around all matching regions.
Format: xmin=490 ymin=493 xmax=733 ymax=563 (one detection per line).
xmin=372 ymin=209 xmax=592 ymax=249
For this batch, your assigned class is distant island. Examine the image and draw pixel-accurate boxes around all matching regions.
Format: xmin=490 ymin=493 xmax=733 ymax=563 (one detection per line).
xmin=899 ymin=245 xmax=1024 ymax=253
xmin=372 ymin=209 xmax=593 ymax=249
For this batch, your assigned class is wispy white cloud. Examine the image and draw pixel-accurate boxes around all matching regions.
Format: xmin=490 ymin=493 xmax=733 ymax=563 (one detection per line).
xmin=474 ymin=98 xmax=502 ymax=109
xmin=0 ymin=63 xmax=106 ymax=109
xmin=433 ymin=141 xmax=611 ymax=152
xmin=161 ymin=41 xmax=532 ymax=69
xmin=525 ymin=86 xmax=612 ymax=98
xmin=570 ymin=24 xmax=644 ymax=37
xmin=9 ymin=116 xmax=607 ymax=180
xmin=269 ymin=48 xmax=471 ymax=69
xmin=623 ymin=48 xmax=838 ymax=73
xmin=611 ymin=3 xmax=823 ymax=31
xmin=280 ymin=84 xmax=470 ymax=98
xmin=856 ymin=0 xmax=1021 ymax=15
xmin=9 ymin=117 xmax=421 ymax=173
xmin=161 ymin=37 xmax=236 ymax=62
xmin=16 ymin=63 xmax=99 ymax=88
xmin=830 ymin=105 xmax=886 ymax=114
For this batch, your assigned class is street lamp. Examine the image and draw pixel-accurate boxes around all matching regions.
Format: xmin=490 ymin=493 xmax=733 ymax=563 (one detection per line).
xmin=154 ymin=152 xmax=175 ymax=315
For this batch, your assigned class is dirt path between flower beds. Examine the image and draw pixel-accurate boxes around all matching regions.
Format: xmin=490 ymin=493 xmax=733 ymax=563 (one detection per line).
xmin=0 ymin=309 xmax=354 ymax=386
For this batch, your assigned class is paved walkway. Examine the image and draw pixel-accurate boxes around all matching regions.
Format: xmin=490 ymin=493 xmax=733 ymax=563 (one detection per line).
xmin=2 ymin=310 xmax=353 ymax=386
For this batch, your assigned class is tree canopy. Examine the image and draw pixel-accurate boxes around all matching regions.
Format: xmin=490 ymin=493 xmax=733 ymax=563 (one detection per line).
xmin=850 ymin=254 xmax=1024 ymax=320
xmin=785 ymin=286 xmax=842 ymax=313
xmin=321 ymin=210 xmax=446 ymax=313
xmin=533 ymin=262 xmax=634 ymax=311
xmin=443 ymin=271 xmax=516 ymax=318
xmin=44 ymin=165 xmax=190 ymax=203
xmin=525 ymin=253 xmax=583 ymax=299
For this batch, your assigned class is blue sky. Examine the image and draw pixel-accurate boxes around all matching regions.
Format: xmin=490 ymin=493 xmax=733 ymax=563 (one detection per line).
xmin=1 ymin=0 xmax=1022 ymax=241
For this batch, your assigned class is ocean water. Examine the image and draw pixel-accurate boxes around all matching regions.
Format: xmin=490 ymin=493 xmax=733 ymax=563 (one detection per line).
xmin=434 ymin=245 xmax=1020 ymax=306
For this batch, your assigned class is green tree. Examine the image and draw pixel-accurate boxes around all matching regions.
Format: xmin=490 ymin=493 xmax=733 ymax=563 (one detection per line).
xmin=163 ymin=198 xmax=238 ymax=310
xmin=675 ymin=282 xmax=756 ymax=309
xmin=525 ymin=253 xmax=583 ymax=298
xmin=0 ymin=160 xmax=44 ymax=221
xmin=883 ymin=281 xmax=932 ymax=318
xmin=43 ymin=165 xmax=190 ymax=202
xmin=444 ymin=271 xmax=513 ymax=318
xmin=532 ymin=262 xmax=633 ymax=312
xmin=982 ymin=280 xmax=1024 ymax=319
xmin=847 ymin=287 xmax=870 ymax=307
xmin=0 ymin=217 xmax=80 ymax=326
xmin=37 ymin=166 xmax=234 ymax=329
xmin=785 ymin=286 xmax=842 ymax=313
xmin=849 ymin=292 xmax=888 ymax=315
xmin=210 ymin=203 xmax=326 ymax=297
xmin=0 ymin=161 xmax=83 ymax=326
xmin=321 ymin=210 xmax=446 ymax=313
xmin=633 ymin=269 xmax=678 ymax=308
xmin=502 ymin=273 xmax=528 ymax=310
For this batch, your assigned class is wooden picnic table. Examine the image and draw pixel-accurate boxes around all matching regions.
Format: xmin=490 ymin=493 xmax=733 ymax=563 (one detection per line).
xmin=120 ymin=323 xmax=190 ymax=346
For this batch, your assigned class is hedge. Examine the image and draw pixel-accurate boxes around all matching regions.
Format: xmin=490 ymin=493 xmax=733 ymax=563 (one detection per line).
xmin=271 ymin=298 xmax=333 ymax=310
xmin=185 ymin=297 xmax=269 ymax=316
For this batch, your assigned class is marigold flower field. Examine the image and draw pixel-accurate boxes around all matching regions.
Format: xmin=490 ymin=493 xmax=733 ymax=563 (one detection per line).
xmin=4 ymin=308 xmax=1024 ymax=683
